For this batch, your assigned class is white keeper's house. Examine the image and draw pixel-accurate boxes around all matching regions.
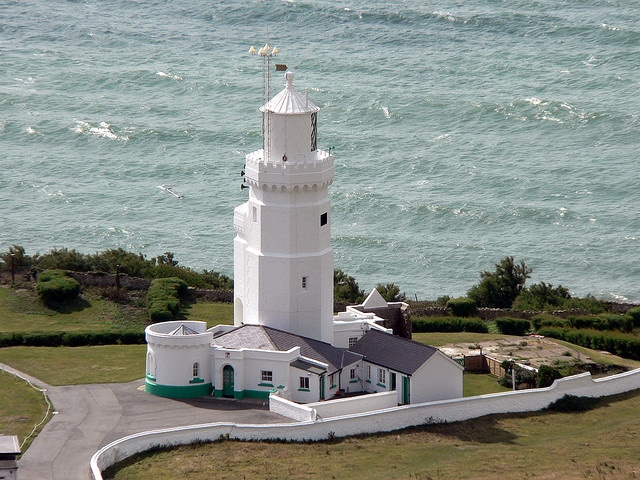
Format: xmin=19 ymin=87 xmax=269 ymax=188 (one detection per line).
xmin=145 ymin=70 xmax=463 ymax=406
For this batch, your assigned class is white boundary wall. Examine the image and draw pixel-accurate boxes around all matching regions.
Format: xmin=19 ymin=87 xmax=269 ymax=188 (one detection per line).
xmin=90 ymin=368 xmax=640 ymax=480
xmin=269 ymin=391 xmax=397 ymax=422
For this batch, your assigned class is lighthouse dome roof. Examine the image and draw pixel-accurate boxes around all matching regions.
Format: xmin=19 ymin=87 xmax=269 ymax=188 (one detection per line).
xmin=260 ymin=71 xmax=319 ymax=115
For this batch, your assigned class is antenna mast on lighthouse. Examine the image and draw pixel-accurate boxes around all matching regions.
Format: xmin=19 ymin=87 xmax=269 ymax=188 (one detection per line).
xmin=248 ymin=43 xmax=282 ymax=162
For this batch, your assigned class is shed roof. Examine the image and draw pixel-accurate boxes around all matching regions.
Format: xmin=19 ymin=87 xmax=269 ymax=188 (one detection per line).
xmin=349 ymin=329 xmax=439 ymax=376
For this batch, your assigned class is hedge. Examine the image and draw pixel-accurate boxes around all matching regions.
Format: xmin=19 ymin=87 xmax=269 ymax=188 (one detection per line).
xmin=147 ymin=277 xmax=189 ymax=322
xmin=538 ymin=327 xmax=640 ymax=360
xmin=36 ymin=269 xmax=81 ymax=305
xmin=445 ymin=297 xmax=477 ymax=317
xmin=495 ymin=317 xmax=531 ymax=336
xmin=0 ymin=330 xmax=145 ymax=348
xmin=412 ymin=316 xmax=488 ymax=333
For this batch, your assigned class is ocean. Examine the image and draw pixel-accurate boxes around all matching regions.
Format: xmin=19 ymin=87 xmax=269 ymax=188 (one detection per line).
xmin=2 ymin=0 xmax=639 ymax=302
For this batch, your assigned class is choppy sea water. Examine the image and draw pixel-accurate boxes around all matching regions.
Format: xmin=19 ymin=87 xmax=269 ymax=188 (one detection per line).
xmin=1 ymin=0 xmax=639 ymax=301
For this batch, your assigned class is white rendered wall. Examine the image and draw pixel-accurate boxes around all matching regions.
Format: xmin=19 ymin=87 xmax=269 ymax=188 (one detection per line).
xmin=410 ymin=353 xmax=465 ymax=404
xmin=145 ymin=322 xmax=213 ymax=387
xmin=92 ymin=369 xmax=640 ymax=480
xmin=211 ymin=346 xmax=303 ymax=398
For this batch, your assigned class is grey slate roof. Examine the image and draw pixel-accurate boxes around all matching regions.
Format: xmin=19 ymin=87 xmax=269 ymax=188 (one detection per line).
xmin=348 ymin=329 xmax=438 ymax=376
xmin=214 ymin=325 xmax=361 ymax=375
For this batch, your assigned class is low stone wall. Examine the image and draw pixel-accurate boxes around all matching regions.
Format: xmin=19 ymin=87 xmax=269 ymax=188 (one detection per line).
xmin=90 ymin=367 xmax=640 ymax=479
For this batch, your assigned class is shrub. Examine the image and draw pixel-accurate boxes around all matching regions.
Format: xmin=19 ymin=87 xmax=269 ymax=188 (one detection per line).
xmin=147 ymin=277 xmax=188 ymax=322
xmin=412 ymin=316 xmax=488 ymax=333
xmin=531 ymin=314 xmax=567 ymax=331
xmin=567 ymin=314 xmax=632 ymax=332
xmin=0 ymin=331 xmax=144 ymax=347
xmin=538 ymin=327 xmax=640 ymax=360
xmin=625 ymin=307 xmax=640 ymax=328
xmin=36 ymin=270 xmax=81 ymax=306
xmin=446 ymin=297 xmax=477 ymax=317
xmin=495 ymin=317 xmax=531 ymax=336
xmin=537 ymin=364 xmax=563 ymax=388
xmin=512 ymin=282 xmax=571 ymax=311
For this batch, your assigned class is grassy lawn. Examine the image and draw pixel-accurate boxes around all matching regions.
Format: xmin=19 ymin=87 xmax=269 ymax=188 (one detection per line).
xmin=180 ymin=300 xmax=233 ymax=327
xmin=0 ymin=345 xmax=147 ymax=385
xmin=412 ymin=331 xmax=507 ymax=347
xmin=105 ymin=389 xmax=640 ymax=480
xmin=0 ymin=372 xmax=52 ymax=454
xmin=0 ymin=286 xmax=147 ymax=333
xmin=463 ymin=372 xmax=510 ymax=397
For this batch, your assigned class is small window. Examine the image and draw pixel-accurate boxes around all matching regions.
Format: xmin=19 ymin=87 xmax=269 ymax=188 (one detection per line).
xmin=252 ymin=206 xmax=258 ymax=222
xmin=367 ymin=365 xmax=371 ymax=379
xmin=378 ymin=368 xmax=386 ymax=385
xmin=192 ymin=362 xmax=200 ymax=378
xmin=350 ymin=368 xmax=356 ymax=380
xmin=299 ymin=376 xmax=310 ymax=389
xmin=320 ymin=212 xmax=328 ymax=226
xmin=348 ymin=336 xmax=358 ymax=347
xmin=301 ymin=276 xmax=308 ymax=289
xmin=261 ymin=370 xmax=273 ymax=382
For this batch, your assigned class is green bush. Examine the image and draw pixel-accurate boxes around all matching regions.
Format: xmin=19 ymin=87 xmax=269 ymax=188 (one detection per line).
xmin=625 ymin=307 xmax=640 ymax=328
xmin=446 ymin=297 xmax=477 ymax=317
xmin=537 ymin=364 xmax=563 ymax=388
xmin=147 ymin=277 xmax=188 ymax=322
xmin=531 ymin=314 xmax=567 ymax=331
xmin=36 ymin=270 xmax=81 ymax=306
xmin=495 ymin=317 xmax=531 ymax=336
xmin=412 ymin=316 xmax=488 ymax=333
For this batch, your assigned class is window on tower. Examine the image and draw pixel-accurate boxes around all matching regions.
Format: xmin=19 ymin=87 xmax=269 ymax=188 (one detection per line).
xmin=320 ymin=212 xmax=327 ymax=226
xmin=311 ymin=112 xmax=317 ymax=152
xmin=301 ymin=276 xmax=308 ymax=289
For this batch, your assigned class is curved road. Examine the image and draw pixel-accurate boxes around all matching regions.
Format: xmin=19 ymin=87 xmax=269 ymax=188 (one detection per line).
xmin=5 ymin=366 xmax=286 ymax=480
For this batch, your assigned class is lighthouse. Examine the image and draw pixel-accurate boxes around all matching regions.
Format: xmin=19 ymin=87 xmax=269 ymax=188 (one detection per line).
xmin=233 ymin=71 xmax=335 ymax=344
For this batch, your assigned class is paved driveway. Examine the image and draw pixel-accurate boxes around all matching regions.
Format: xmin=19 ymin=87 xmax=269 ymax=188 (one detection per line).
xmin=8 ymin=368 xmax=286 ymax=480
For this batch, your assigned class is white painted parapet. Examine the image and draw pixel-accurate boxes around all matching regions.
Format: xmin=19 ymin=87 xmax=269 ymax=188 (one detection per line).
xmin=91 ymin=368 xmax=640 ymax=480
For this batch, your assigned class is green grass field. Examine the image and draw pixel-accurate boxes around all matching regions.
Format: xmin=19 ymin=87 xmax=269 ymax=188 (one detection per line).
xmin=0 ymin=371 xmax=52 ymax=453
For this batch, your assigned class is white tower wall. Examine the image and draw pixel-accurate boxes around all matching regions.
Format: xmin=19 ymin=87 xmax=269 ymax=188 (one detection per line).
xmin=234 ymin=72 xmax=334 ymax=344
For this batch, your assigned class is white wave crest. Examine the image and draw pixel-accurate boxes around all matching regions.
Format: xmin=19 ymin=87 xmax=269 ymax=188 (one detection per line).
xmin=73 ymin=120 xmax=129 ymax=141
xmin=156 ymin=71 xmax=183 ymax=80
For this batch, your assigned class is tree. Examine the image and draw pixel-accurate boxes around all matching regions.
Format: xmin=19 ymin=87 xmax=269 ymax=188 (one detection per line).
xmin=375 ymin=282 xmax=406 ymax=302
xmin=334 ymin=269 xmax=365 ymax=303
xmin=467 ymin=256 xmax=532 ymax=308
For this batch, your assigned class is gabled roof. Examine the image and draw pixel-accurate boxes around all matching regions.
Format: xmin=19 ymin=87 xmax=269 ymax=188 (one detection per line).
xmin=361 ymin=288 xmax=388 ymax=309
xmin=213 ymin=325 xmax=360 ymax=375
xmin=348 ymin=329 xmax=438 ymax=376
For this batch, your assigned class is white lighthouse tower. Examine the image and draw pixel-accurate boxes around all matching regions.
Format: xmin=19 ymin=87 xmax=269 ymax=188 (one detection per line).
xmin=233 ymin=71 xmax=334 ymax=344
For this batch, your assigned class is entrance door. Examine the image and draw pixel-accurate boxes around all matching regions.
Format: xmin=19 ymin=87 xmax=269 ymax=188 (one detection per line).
xmin=403 ymin=376 xmax=410 ymax=404
xmin=222 ymin=365 xmax=235 ymax=398
xmin=390 ymin=372 xmax=397 ymax=391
